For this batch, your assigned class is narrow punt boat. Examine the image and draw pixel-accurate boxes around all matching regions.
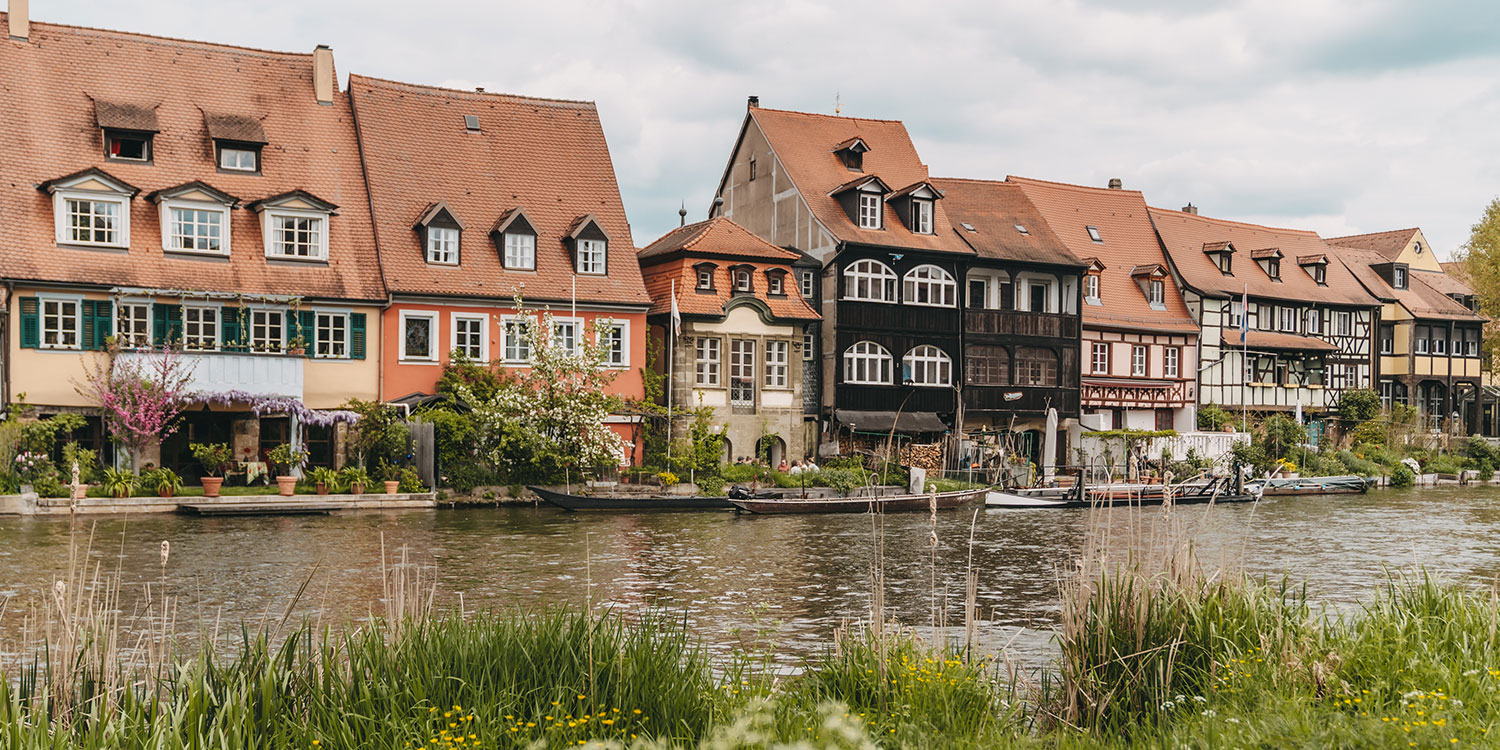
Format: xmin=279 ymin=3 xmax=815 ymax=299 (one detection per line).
xmin=986 ymin=475 xmax=1260 ymax=509
xmin=529 ymin=485 xmax=735 ymax=511
xmin=1245 ymin=475 xmax=1373 ymax=496
xmin=727 ymin=488 xmax=987 ymax=515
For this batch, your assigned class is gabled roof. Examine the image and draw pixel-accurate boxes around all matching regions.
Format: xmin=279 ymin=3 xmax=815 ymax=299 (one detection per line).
xmin=412 ymin=201 xmax=464 ymax=230
xmin=203 ymin=112 xmax=268 ymax=144
xmin=1148 ymin=206 xmax=1378 ymax=308
xmin=638 ymin=217 xmax=801 ymax=262
xmin=1325 ymin=228 xmax=1420 ymax=260
xmin=828 ymin=174 xmax=892 ymax=196
xmin=1297 ymin=254 xmax=1326 ymax=265
xmin=93 ymin=99 xmax=159 ymax=132
xmin=146 ymin=180 xmax=240 ymax=206
xmin=1202 ymin=240 xmax=1234 ymax=253
xmin=1329 ymin=244 xmax=1482 ymax=322
xmin=1009 ymin=176 xmax=1197 ymax=333
xmin=886 ymin=180 xmax=942 ymax=201
xmin=0 ymin=15 xmax=385 ymax=300
xmin=929 ymin=178 xmax=1082 ymax=267
xmin=246 ymin=189 xmax=338 ymax=213
xmin=38 ymin=166 xmax=141 ymax=197
xmin=348 ymin=74 xmax=648 ymax=305
xmin=737 ymin=107 xmax=972 ymax=255
xmin=1131 ymin=264 xmax=1166 ymax=277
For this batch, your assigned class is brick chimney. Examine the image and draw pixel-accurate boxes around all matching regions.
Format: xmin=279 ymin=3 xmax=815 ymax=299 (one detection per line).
xmin=8 ymin=0 xmax=29 ymax=41
xmin=747 ymin=95 xmax=760 ymax=110
xmin=313 ymin=45 xmax=334 ymax=105
xmin=1182 ymin=203 xmax=1199 ymax=215
xmin=1107 ymin=178 xmax=1122 ymax=190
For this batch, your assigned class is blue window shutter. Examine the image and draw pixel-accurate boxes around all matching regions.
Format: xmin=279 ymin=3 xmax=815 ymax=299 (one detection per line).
xmin=350 ymin=313 xmax=366 ymax=359
xmin=18 ymin=297 xmax=39 ymax=349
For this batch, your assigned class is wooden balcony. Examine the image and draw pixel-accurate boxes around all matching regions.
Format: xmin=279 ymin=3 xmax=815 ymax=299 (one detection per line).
xmin=964 ymin=309 xmax=1080 ymax=339
xmin=963 ymin=385 xmax=1079 ymax=416
xmin=835 ymin=384 xmax=955 ymax=414
xmin=836 ymin=301 xmax=960 ymax=334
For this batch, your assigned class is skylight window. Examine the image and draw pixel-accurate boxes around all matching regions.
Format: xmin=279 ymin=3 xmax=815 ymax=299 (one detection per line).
xmin=960 ymin=223 xmax=976 ymax=232
xmin=463 ymin=115 xmax=480 ymax=133
xmin=1015 ymin=224 xmax=1029 ymax=235
xmin=1086 ymin=226 xmax=1103 ymax=243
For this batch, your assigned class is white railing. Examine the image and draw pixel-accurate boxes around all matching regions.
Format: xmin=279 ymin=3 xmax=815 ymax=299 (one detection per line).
xmin=1079 ymin=430 xmax=1248 ymax=463
xmin=117 ymin=351 xmax=303 ymax=399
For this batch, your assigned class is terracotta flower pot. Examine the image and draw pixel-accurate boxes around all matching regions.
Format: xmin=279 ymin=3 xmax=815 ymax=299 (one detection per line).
xmin=276 ymin=476 xmax=297 ymax=497
xmin=383 ymin=480 xmax=400 ymax=495
xmin=160 ymin=487 xmax=175 ymax=499
xmin=350 ymin=482 xmax=366 ymax=495
xmin=72 ymin=484 xmax=88 ymax=500
xmin=316 ymin=482 xmax=329 ymax=495
xmin=201 ymin=477 xmax=224 ymax=498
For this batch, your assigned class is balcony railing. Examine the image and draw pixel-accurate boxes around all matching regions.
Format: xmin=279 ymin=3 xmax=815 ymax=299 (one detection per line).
xmin=963 ymin=385 xmax=1079 ymax=415
xmin=964 ymin=309 xmax=1080 ymax=339
xmin=117 ymin=350 xmax=304 ymax=399
xmin=836 ymin=384 xmax=954 ymax=414
xmin=836 ymin=301 xmax=960 ymax=334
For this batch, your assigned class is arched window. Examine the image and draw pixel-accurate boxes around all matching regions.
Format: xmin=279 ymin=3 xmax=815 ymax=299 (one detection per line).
xmin=902 ymin=264 xmax=957 ymax=307
xmin=843 ymin=341 xmax=893 ymax=384
xmin=965 ymin=346 xmax=1009 ymax=385
xmin=1015 ymin=347 xmax=1058 ymax=386
xmin=843 ymin=259 xmax=897 ymax=302
xmin=903 ymin=345 xmax=952 ymax=387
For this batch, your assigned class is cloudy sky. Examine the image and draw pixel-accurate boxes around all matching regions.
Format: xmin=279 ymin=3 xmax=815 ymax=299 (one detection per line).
xmin=38 ymin=0 xmax=1500 ymax=256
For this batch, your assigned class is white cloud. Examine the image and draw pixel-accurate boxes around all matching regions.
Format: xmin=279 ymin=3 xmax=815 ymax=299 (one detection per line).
xmin=38 ymin=0 xmax=1500 ymax=255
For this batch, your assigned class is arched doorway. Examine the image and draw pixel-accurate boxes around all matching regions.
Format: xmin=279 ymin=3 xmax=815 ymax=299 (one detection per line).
xmin=756 ymin=435 xmax=786 ymax=467
xmin=1418 ymin=380 xmax=1447 ymax=430
xmin=721 ymin=437 xmax=733 ymax=465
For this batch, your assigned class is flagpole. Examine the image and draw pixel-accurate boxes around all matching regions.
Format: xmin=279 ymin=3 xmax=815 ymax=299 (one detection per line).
xmin=1241 ymin=283 xmax=1248 ymax=433
xmin=667 ymin=279 xmax=675 ymax=468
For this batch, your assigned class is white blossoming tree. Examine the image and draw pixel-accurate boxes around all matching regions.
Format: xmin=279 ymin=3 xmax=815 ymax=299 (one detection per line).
xmin=455 ymin=303 xmax=626 ymax=481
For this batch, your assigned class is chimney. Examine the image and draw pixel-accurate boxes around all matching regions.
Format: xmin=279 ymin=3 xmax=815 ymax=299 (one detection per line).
xmin=1107 ymin=178 xmax=1123 ymax=190
xmin=475 ymin=87 xmax=485 ymax=93
xmin=1182 ymin=203 xmax=1199 ymax=215
xmin=8 ymin=0 xmax=29 ymax=41
xmin=312 ymin=45 xmax=334 ymax=105
xmin=747 ymin=95 xmax=760 ymax=110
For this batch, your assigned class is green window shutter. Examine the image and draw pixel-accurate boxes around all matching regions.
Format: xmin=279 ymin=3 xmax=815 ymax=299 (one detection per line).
xmin=221 ymin=308 xmax=243 ymax=352
xmin=153 ymin=304 xmax=183 ymax=346
xmin=18 ymin=297 xmax=39 ymax=349
xmin=299 ymin=310 xmax=316 ymax=357
xmin=80 ymin=300 xmax=97 ymax=351
xmin=350 ymin=313 xmax=366 ymax=359
xmin=91 ymin=300 xmax=112 ymax=351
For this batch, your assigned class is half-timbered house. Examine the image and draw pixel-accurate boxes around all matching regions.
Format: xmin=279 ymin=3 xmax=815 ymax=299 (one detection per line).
xmin=1328 ymin=228 xmax=1487 ymax=433
xmin=1150 ymin=206 xmax=1380 ymax=422
xmin=710 ymin=100 xmax=976 ymax=451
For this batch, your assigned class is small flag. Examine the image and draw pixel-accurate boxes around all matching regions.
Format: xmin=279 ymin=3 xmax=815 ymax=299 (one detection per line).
xmin=670 ymin=279 xmax=681 ymax=338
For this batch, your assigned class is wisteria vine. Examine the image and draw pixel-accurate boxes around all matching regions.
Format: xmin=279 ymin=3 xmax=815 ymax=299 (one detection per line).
xmin=192 ymin=390 xmax=362 ymax=427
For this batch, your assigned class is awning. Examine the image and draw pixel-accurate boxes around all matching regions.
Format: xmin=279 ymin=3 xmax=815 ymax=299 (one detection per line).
xmin=834 ymin=409 xmax=949 ymax=434
xmin=1221 ymin=330 xmax=1339 ymax=353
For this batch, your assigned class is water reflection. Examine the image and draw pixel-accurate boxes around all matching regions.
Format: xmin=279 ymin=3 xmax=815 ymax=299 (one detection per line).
xmin=1 ymin=485 xmax=1497 ymax=669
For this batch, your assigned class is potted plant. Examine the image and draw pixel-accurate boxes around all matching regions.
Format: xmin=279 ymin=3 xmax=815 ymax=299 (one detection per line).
xmin=267 ymin=443 xmax=308 ymax=496
xmin=190 ymin=442 xmax=234 ymax=498
xmin=141 ymin=467 xmax=184 ymax=498
xmin=308 ymin=466 xmax=341 ymax=495
xmin=380 ymin=462 xmax=402 ymax=495
xmin=102 ymin=468 xmax=136 ymax=499
xmin=338 ymin=465 xmax=371 ymax=495
xmin=287 ymin=334 xmax=307 ymax=357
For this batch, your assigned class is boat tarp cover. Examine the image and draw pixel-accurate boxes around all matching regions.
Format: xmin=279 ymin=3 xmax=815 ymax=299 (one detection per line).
xmin=833 ymin=409 xmax=949 ymax=434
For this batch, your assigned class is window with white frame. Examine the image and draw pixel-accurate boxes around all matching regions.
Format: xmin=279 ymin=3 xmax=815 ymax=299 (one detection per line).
xmin=168 ymin=205 xmax=225 ymax=254
xmin=1163 ymin=347 xmax=1180 ymax=378
xmin=697 ymin=266 xmax=714 ymax=290
xmin=63 ymin=197 xmax=124 ymax=246
xmin=452 ymin=314 xmax=487 ymax=360
xmin=552 ymin=319 xmax=580 ymax=354
xmin=843 ymin=259 xmax=897 ymax=302
xmin=1230 ymin=300 xmax=1245 ymax=328
xmin=1416 ymin=325 xmax=1430 ymax=354
xmin=219 ymin=146 xmax=258 ymax=172
xmin=903 ymin=265 xmax=957 ymax=307
xmin=116 ymin=302 xmax=150 ymax=348
xmin=765 ymin=340 xmax=789 ymax=388
xmin=1092 ymin=342 xmax=1110 ymax=374
xmin=843 ymin=341 xmax=893 ymax=384
xmin=501 ymin=318 xmax=532 ymax=363
xmin=401 ymin=311 xmax=437 ymax=361
xmin=268 ymin=212 xmax=326 ymax=259
xmin=427 ymin=227 xmax=459 ymax=265
xmin=695 ymin=337 xmax=721 ymax=386
xmin=1306 ymin=309 xmax=1322 ymax=334
xmin=911 ymin=199 xmax=933 ymax=234
xmin=503 ymin=232 xmax=536 ymax=270
xmin=800 ymin=270 xmax=814 ymax=298
xmin=1433 ymin=334 xmax=1447 ymax=355
xmin=903 ymin=345 xmax=952 ymax=387
xmin=41 ymin=299 xmax=81 ymax=349
xmin=249 ymin=309 xmax=284 ymax=352
xmin=857 ymin=193 xmax=882 ymax=229
xmin=575 ymin=239 xmax=606 ymax=274
xmin=734 ymin=268 xmax=752 ymax=292
xmin=729 ymin=340 xmax=756 ymax=406
xmin=768 ymin=274 xmax=784 ymax=296
xmin=315 ymin=312 xmax=348 ymax=358
xmin=601 ymin=321 xmax=628 ymax=368
xmin=1337 ymin=311 xmax=1352 ymax=336
xmin=1084 ymin=274 xmax=1100 ymax=302
xmin=183 ymin=306 xmax=219 ymax=351
xmin=1148 ymin=279 xmax=1165 ymax=306
xmin=1280 ymin=306 xmax=1297 ymax=332
xmin=1131 ymin=345 xmax=1147 ymax=376
xmin=803 ymin=328 xmax=815 ymax=361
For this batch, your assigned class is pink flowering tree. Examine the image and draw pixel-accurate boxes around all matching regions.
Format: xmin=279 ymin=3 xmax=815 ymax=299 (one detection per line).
xmin=76 ymin=347 xmax=195 ymax=471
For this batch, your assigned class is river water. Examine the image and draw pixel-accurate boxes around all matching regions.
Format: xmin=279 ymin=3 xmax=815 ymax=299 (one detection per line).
xmin=2 ymin=486 xmax=1498 ymax=669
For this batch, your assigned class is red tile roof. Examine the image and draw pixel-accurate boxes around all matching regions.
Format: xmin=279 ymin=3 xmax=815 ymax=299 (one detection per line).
xmin=1330 ymin=245 xmax=1482 ymax=322
xmin=0 ymin=14 xmax=385 ymax=301
xmin=1324 ymin=228 xmax=1420 ymax=260
xmin=1149 ymin=207 xmax=1378 ymax=308
xmin=743 ymin=108 xmax=972 ymax=255
xmin=348 ymin=74 xmax=649 ymax=307
xmin=1009 ymin=177 xmax=1198 ymax=333
xmin=927 ymin=178 xmax=1083 ymax=267
xmin=1222 ymin=329 xmax=1340 ymax=352
xmin=639 ymin=218 xmax=818 ymax=321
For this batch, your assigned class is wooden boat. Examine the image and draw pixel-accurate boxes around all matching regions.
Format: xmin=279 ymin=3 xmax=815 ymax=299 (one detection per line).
xmin=728 ymin=488 xmax=987 ymax=515
xmin=986 ymin=475 xmax=1260 ymax=509
xmin=1245 ymin=475 xmax=1373 ymax=496
xmin=529 ymin=485 xmax=735 ymax=511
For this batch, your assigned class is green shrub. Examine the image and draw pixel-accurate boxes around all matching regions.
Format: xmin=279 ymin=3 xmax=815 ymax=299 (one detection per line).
xmin=696 ymin=474 xmax=726 ymax=496
xmin=397 ymin=466 xmax=425 ymax=493
xmin=1197 ymin=402 xmax=1231 ymax=431
xmin=1423 ymin=455 xmax=1463 ymax=475
xmin=60 ymin=441 xmax=101 ymax=483
xmin=1336 ymin=388 xmax=1381 ymax=423
xmin=1390 ymin=463 xmax=1416 ymax=488
xmin=33 ymin=474 xmax=69 ymax=498
xmin=1337 ymin=449 xmax=1382 ymax=477
xmin=1348 ymin=420 xmax=1386 ymax=447
xmin=423 ymin=408 xmax=491 ymax=492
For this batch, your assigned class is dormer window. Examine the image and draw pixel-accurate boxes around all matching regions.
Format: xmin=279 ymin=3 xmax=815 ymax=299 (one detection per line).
xmin=1393 ymin=265 xmax=1408 ymax=289
xmin=1298 ymin=255 xmax=1328 ymax=285
xmin=566 ymin=214 xmax=610 ymax=275
xmin=833 ymin=137 xmax=870 ymax=171
xmin=149 ymin=182 xmax=239 ymax=257
xmin=1086 ymin=226 xmax=1103 ymax=243
xmin=106 ymin=131 xmax=151 ymax=162
xmin=41 ymin=167 xmax=140 ymax=250
xmin=1252 ymin=248 xmax=1283 ymax=280
xmin=1202 ymin=241 xmax=1234 ymax=275
xmin=205 ymin=113 xmax=269 ymax=175
xmin=858 ymin=193 xmax=881 ymax=229
xmin=492 ymin=208 xmax=537 ymax=270
xmin=412 ymin=202 xmax=463 ymax=266
xmin=1149 ymin=279 xmax=1164 ymax=306
xmin=427 ymin=227 xmax=459 ymax=264
xmin=731 ymin=266 xmax=753 ymax=293
xmin=1084 ymin=274 xmax=1100 ymax=302
xmin=695 ymin=263 xmax=717 ymax=291
xmin=249 ymin=190 xmax=338 ymax=261
xmin=767 ymin=270 xmax=787 ymax=296
xmin=94 ymin=100 xmax=158 ymax=164
xmin=1131 ymin=264 xmax=1167 ymax=310
xmin=219 ymin=146 xmax=260 ymax=172
xmin=911 ymin=199 xmax=933 ymax=234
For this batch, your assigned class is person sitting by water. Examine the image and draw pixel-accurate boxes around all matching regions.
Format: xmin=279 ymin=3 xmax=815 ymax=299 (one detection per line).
xmin=788 ymin=460 xmax=803 ymax=475
xmin=777 ymin=459 xmax=789 ymax=473
xmin=802 ymin=459 xmax=818 ymax=472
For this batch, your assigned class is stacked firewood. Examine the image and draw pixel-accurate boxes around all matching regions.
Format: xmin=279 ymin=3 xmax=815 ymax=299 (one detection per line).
xmin=900 ymin=443 xmax=945 ymax=470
